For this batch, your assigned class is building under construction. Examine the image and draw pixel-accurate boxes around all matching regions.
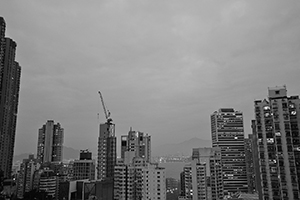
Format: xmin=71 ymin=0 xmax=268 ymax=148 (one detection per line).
xmin=97 ymin=91 xmax=116 ymax=181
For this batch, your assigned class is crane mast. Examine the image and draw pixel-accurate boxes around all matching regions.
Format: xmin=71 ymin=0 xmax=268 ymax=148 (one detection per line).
xmin=98 ymin=91 xmax=112 ymax=123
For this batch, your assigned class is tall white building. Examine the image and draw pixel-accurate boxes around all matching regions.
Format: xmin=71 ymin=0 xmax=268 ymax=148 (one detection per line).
xmin=37 ymin=120 xmax=64 ymax=163
xmin=211 ymin=108 xmax=248 ymax=194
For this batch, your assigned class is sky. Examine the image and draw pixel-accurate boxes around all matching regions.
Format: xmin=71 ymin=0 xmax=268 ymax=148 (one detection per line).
xmin=1 ymin=0 xmax=300 ymax=155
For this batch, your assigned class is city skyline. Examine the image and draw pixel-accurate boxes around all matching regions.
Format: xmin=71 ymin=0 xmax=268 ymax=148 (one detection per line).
xmin=0 ymin=1 xmax=300 ymax=155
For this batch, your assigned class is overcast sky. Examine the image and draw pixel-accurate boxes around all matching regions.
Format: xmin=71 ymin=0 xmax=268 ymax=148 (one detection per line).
xmin=1 ymin=0 xmax=300 ymax=155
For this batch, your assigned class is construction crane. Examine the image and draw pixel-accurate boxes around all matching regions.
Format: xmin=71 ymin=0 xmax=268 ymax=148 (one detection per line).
xmin=98 ymin=91 xmax=112 ymax=123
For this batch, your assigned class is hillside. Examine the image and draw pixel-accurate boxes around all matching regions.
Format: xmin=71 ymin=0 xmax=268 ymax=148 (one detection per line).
xmin=13 ymin=146 xmax=80 ymax=162
xmin=152 ymin=137 xmax=212 ymax=157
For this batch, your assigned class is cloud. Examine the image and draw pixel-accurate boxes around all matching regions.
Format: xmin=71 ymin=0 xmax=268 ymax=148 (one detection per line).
xmin=1 ymin=0 xmax=300 ymax=154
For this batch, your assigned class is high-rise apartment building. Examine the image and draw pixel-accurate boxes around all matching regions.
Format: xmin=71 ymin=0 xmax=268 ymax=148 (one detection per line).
xmin=0 ymin=17 xmax=5 ymax=63
xmin=180 ymin=160 xmax=207 ymax=200
xmin=211 ymin=108 xmax=248 ymax=194
xmin=252 ymin=86 xmax=300 ymax=200
xmin=192 ymin=147 xmax=223 ymax=200
xmin=37 ymin=120 xmax=64 ymax=164
xmin=179 ymin=171 xmax=185 ymax=198
xmin=143 ymin=164 xmax=166 ymax=200
xmin=251 ymin=120 xmax=263 ymax=199
xmin=115 ymin=130 xmax=166 ymax=200
xmin=121 ymin=129 xmax=151 ymax=163
xmin=180 ymin=147 xmax=223 ymax=200
xmin=245 ymin=135 xmax=256 ymax=193
xmin=114 ymin=157 xmax=145 ymax=200
xmin=114 ymin=156 xmax=166 ymax=200
xmin=16 ymin=155 xmax=40 ymax=199
xmin=0 ymin=17 xmax=21 ymax=178
xmin=71 ymin=150 xmax=95 ymax=181
xmin=97 ymin=122 xmax=116 ymax=180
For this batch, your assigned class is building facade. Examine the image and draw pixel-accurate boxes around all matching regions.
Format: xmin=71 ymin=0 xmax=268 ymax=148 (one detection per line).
xmin=245 ymin=135 xmax=256 ymax=193
xmin=114 ymin=157 xmax=145 ymax=200
xmin=179 ymin=171 xmax=186 ymax=198
xmin=37 ymin=120 xmax=64 ymax=164
xmin=180 ymin=160 xmax=207 ymax=200
xmin=72 ymin=150 xmax=96 ymax=181
xmin=114 ymin=157 xmax=166 ymax=200
xmin=180 ymin=147 xmax=223 ymax=200
xmin=97 ymin=122 xmax=116 ymax=180
xmin=166 ymin=177 xmax=179 ymax=200
xmin=194 ymin=147 xmax=223 ymax=200
xmin=211 ymin=108 xmax=248 ymax=194
xmin=16 ymin=155 xmax=40 ymax=199
xmin=252 ymin=86 xmax=300 ymax=200
xmin=121 ymin=129 xmax=151 ymax=163
xmin=33 ymin=168 xmax=58 ymax=198
xmin=143 ymin=164 xmax=166 ymax=200
xmin=251 ymin=120 xmax=263 ymax=199
xmin=0 ymin=17 xmax=21 ymax=179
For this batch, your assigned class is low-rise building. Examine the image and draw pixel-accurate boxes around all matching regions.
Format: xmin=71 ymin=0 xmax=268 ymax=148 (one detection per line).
xmin=33 ymin=168 xmax=58 ymax=198
xmin=71 ymin=150 xmax=96 ymax=181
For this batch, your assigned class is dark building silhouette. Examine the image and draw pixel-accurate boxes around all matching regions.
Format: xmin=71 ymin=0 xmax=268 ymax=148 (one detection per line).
xmin=251 ymin=120 xmax=263 ymax=200
xmin=58 ymin=181 xmax=70 ymax=200
xmin=0 ymin=17 xmax=21 ymax=179
xmin=80 ymin=149 xmax=92 ymax=160
xmin=33 ymin=167 xmax=58 ymax=199
xmin=245 ymin=134 xmax=256 ymax=193
xmin=179 ymin=171 xmax=186 ymax=197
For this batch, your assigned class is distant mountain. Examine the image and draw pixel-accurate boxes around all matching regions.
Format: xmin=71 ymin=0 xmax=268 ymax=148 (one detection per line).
xmin=63 ymin=146 xmax=80 ymax=160
xmin=14 ymin=138 xmax=212 ymax=162
xmin=152 ymin=137 xmax=212 ymax=157
xmin=13 ymin=153 xmax=32 ymax=163
xmin=13 ymin=146 xmax=80 ymax=162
